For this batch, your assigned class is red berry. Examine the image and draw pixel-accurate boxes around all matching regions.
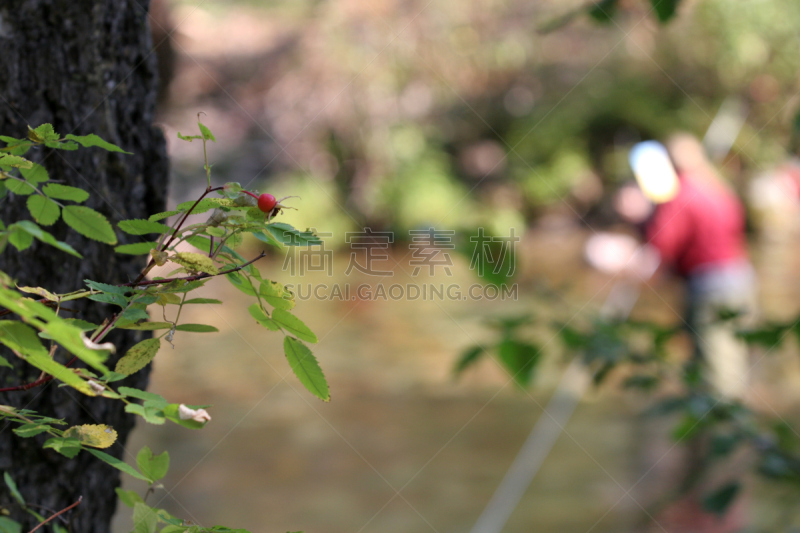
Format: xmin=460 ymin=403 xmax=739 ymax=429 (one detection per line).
xmin=257 ymin=193 xmax=277 ymax=213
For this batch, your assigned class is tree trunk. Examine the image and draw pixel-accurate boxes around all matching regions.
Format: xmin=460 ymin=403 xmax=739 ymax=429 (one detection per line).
xmin=0 ymin=1 xmax=168 ymax=531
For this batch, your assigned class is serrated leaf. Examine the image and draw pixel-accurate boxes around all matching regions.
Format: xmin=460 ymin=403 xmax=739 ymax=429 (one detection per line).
xmin=85 ymin=279 xmax=128 ymax=294
xmin=42 ymin=183 xmax=89 ymax=202
xmin=20 ymin=162 xmax=48 ymax=183
xmin=17 ymin=285 xmax=58 ymax=301
xmin=125 ymin=403 xmax=166 ymax=425
xmin=149 ymin=209 xmax=182 ymax=221
xmin=205 ymin=226 xmax=226 ymax=238
xmin=89 ymin=292 xmax=129 ymax=307
xmin=175 ymin=197 xmax=236 ymax=215
xmin=118 ymin=386 xmax=168 ymax=407
xmin=264 ymin=223 xmax=322 ymax=246
xmin=14 ymin=220 xmax=81 ymax=257
xmin=116 ymin=488 xmax=145 ymax=508
xmin=64 ymin=133 xmax=131 ymax=154
xmin=197 ymin=122 xmax=216 ymax=142
xmin=284 ymin=337 xmax=329 ymax=401
xmin=171 ymin=252 xmax=219 ymax=275
xmin=260 ymin=280 xmax=295 ymax=310
xmin=115 ymin=241 xmax=158 ymax=255
xmin=62 ymin=205 xmax=117 ymax=244
xmin=5 ymin=178 xmax=35 ymax=195
xmin=137 ymin=446 xmax=170 ymax=482
xmin=13 ymin=423 xmax=52 ymax=438
xmin=248 ymin=303 xmax=281 ymax=331
xmin=43 ymin=437 xmax=82 ymax=458
xmin=272 ymin=309 xmax=317 ymax=343
xmin=31 ymin=123 xmax=59 ymax=142
xmin=26 ymin=194 xmax=61 ymax=225
xmin=0 ymin=154 xmax=34 ymax=170
xmin=115 ymin=338 xmax=161 ymax=376
xmin=117 ymin=321 xmax=173 ymax=331
xmin=118 ymin=219 xmax=170 ymax=236
xmin=87 ymin=448 xmax=152 ymax=482
xmin=175 ymin=324 xmax=218 ymax=332
xmin=63 ymin=424 xmax=117 ymax=448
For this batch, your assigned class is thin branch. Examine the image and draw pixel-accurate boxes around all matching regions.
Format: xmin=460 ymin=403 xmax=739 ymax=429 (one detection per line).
xmin=28 ymin=496 xmax=82 ymax=533
xmin=123 ymin=251 xmax=266 ymax=288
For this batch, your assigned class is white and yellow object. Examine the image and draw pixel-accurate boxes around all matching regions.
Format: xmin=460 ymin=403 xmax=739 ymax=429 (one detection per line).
xmin=629 ymin=141 xmax=680 ymax=204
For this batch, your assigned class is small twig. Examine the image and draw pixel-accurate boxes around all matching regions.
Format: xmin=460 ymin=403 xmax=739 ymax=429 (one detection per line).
xmin=123 ymin=251 xmax=266 ymax=288
xmin=130 ymin=186 xmax=224 ymax=287
xmin=28 ymin=496 xmax=82 ymax=533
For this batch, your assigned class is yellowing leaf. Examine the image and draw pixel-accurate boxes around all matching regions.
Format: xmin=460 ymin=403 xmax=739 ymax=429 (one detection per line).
xmin=170 ymin=252 xmax=219 ymax=275
xmin=63 ymin=424 xmax=117 ymax=448
xmin=115 ymin=338 xmax=161 ymax=376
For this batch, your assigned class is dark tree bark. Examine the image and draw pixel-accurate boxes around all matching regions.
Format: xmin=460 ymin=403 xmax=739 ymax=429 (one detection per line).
xmin=0 ymin=1 xmax=168 ymax=531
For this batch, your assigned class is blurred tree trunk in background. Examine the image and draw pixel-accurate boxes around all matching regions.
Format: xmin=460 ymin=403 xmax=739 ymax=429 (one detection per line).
xmin=0 ymin=1 xmax=168 ymax=531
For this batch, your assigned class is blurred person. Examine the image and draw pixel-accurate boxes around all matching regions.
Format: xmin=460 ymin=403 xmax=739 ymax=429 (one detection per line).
xmin=586 ymin=136 xmax=757 ymax=532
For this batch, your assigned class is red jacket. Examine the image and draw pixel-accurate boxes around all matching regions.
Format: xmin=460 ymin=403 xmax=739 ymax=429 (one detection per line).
xmin=645 ymin=174 xmax=748 ymax=277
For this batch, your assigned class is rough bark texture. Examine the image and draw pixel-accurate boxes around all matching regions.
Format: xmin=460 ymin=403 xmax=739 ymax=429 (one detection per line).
xmin=0 ymin=1 xmax=168 ymax=531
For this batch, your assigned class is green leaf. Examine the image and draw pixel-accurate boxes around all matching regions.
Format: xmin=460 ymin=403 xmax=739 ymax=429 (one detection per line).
xmin=0 ymin=320 xmax=48 ymax=358
xmin=43 ymin=437 xmax=82 ymax=458
xmin=0 ymin=354 xmax=11 ymax=368
xmin=118 ymin=219 xmax=170 ymax=235
xmin=175 ymin=197 xmax=236 ymax=215
xmin=183 ymin=298 xmax=222 ymax=305
xmin=4 ymin=178 xmax=35 ymax=195
xmin=163 ymin=404 xmax=209 ymax=430
xmin=175 ymin=324 xmax=218 ymax=332
xmin=125 ymin=403 xmax=166 ymax=425
xmin=42 ymin=183 xmax=89 ymax=203
xmin=171 ymin=252 xmax=219 ymax=275
xmin=89 ymin=292 xmax=129 ymax=307
xmin=272 ymin=309 xmax=317 ymax=343
xmin=137 ymin=446 xmax=170 ymax=483
xmin=17 ymin=285 xmax=58 ymax=301
xmin=85 ymin=279 xmax=128 ymax=294
xmin=115 ymin=241 xmax=158 ymax=255
xmin=0 ymin=517 xmax=22 ymax=533
xmin=115 ymin=488 xmax=145 ymax=508
xmin=26 ymin=194 xmax=61 ymax=225
xmin=20 ymin=162 xmax=48 ymax=183
xmin=248 ymin=304 xmax=280 ymax=331
xmin=177 ymin=132 xmax=202 ymax=142
xmin=13 ymin=423 xmax=52 ymax=438
xmin=115 ymin=338 xmax=161 ymax=375
xmin=284 ymin=337 xmax=329 ymax=401
xmin=260 ymin=280 xmax=295 ymax=310
xmin=64 ymin=133 xmax=131 ymax=154
xmin=14 ymin=220 xmax=81 ymax=257
xmin=226 ymin=271 xmax=257 ymax=296
xmin=149 ymin=209 xmax=182 ymax=222
xmin=62 ymin=205 xmax=117 ymax=244
xmin=198 ymin=122 xmax=216 ymax=142
xmin=117 ymin=321 xmax=173 ymax=331
xmin=650 ymin=0 xmax=681 ymax=22
xmin=0 ymin=154 xmax=34 ymax=170
xmin=264 ymin=223 xmax=322 ymax=246
xmin=118 ymin=387 xmax=168 ymax=407
xmin=455 ymin=346 xmax=484 ymax=375
xmin=30 ymin=123 xmax=59 ymax=142
xmin=87 ymin=448 xmax=152 ymax=482
xmin=588 ymin=0 xmax=617 ymax=22
xmin=4 ymin=472 xmax=25 ymax=506
xmin=132 ymin=502 xmax=158 ymax=533
xmin=8 ymin=226 xmax=34 ymax=251
xmin=496 ymin=339 xmax=541 ymax=388
xmin=702 ymin=482 xmax=740 ymax=516
xmin=205 ymin=226 xmax=226 ymax=238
